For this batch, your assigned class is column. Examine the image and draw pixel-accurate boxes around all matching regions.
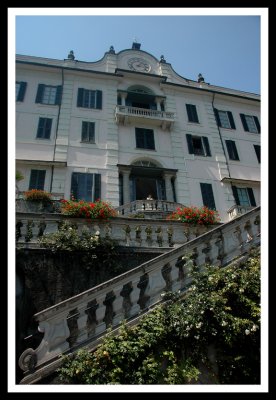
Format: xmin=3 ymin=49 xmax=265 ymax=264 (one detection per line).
xmin=155 ymin=97 xmax=162 ymax=111
xmin=121 ymin=92 xmax=127 ymax=106
xmin=122 ymin=169 xmax=131 ymax=205
xmin=164 ymin=173 xmax=174 ymax=202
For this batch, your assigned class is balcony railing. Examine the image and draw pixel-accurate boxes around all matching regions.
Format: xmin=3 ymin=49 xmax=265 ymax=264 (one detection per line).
xmin=115 ymin=105 xmax=175 ymax=130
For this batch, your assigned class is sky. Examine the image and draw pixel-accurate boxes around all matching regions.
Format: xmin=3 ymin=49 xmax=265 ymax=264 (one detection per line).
xmin=14 ymin=11 xmax=262 ymax=94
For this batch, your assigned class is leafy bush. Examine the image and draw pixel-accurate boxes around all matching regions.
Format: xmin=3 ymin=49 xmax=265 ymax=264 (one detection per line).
xmin=167 ymin=206 xmax=220 ymax=225
xmin=60 ymin=199 xmax=117 ymax=219
xmin=57 ymin=248 xmax=260 ymax=385
xmin=24 ymin=189 xmax=52 ymax=203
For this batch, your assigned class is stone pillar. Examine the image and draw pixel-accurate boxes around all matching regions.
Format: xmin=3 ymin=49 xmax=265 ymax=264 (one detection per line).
xmin=121 ymin=93 xmax=127 ymax=106
xmin=155 ymin=97 xmax=162 ymax=111
xmin=122 ymin=169 xmax=131 ymax=204
xmin=164 ymin=173 xmax=174 ymax=202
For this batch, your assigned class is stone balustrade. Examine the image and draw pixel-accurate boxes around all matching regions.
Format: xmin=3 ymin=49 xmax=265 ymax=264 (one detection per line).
xmin=115 ymin=105 xmax=175 ymax=120
xmin=16 ymin=212 xmax=215 ymax=249
xmin=18 ymin=207 xmax=260 ymax=383
xmin=116 ymin=199 xmax=185 ymax=218
xmin=227 ymin=204 xmax=255 ymax=220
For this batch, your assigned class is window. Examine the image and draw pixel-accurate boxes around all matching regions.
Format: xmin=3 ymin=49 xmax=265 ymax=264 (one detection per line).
xmin=186 ymin=104 xmax=199 ymax=123
xmin=29 ymin=170 xmax=46 ymax=190
xmin=200 ymin=183 xmax=216 ymax=210
xmin=240 ymin=114 xmax=260 ymax=133
xmin=71 ymin=172 xmax=101 ymax=202
xmin=36 ymin=117 xmax=52 ymax=139
xmin=81 ymin=121 xmax=95 ymax=143
xmin=186 ymin=134 xmax=211 ymax=156
xmin=16 ymin=81 xmax=27 ymax=102
xmin=35 ymin=84 xmax=62 ymax=105
xmin=254 ymin=145 xmax=261 ymax=163
xmin=135 ymin=128 xmax=155 ymax=150
xmin=232 ymin=186 xmax=256 ymax=207
xmin=77 ymin=88 xmax=102 ymax=109
xmin=214 ymin=109 xmax=236 ymax=129
xmin=225 ymin=140 xmax=239 ymax=161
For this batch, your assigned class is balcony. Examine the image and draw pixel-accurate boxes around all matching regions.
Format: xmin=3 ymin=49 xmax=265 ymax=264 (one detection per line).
xmin=115 ymin=105 xmax=175 ymax=130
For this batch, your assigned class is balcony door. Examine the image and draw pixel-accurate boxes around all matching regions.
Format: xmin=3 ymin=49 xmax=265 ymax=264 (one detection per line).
xmin=130 ymin=177 xmax=166 ymax=201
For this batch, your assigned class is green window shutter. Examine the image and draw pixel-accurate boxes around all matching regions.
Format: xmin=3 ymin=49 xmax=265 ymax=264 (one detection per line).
xmin=253 ymin=116 xmax=261 ymax=133
xmin=227 ymin=111 xmax=236 ymax=129
xmin=202 ymin=136 xmax=211 ymax=157
xmin=240 ymin=114 xmax=249 ymax=131
xmin=254 ymin=145 xmax=260 ymax=163
xmin=17 ymin=82 xmax=27 ymax=101
xmin=29 ymin=170 xmax=46 ymax=190
xmin=36 ymin=118 xmax=44 ymax=138
xmin=232 ymin=186 xmax=240 ymax=205
xmin=94 ymin=174 xmax=101 ymax=200
xmin=45 ymin=119 xmax=52 ymax=139
xmin=82 ymin=121 xmax=88 ymax=141
xmin=247 ymin=188 xmax=256 ymax=207
xmin=89 ymin=122 xmax=95 ymax=141
xmin=186 ymin=104 xmax=199 ymax=123
xmin=35 ymin=84 xmax=45 ymax=103
xmin=186 ymin=134 xmax=194 ymax=154
xmin=146 ymin=130 xmax=155 ymax=149
xmin=214 ymin=108 xmax=221 ymax=127
xmin=200 ymin=183 xmax=216 ymax=210
xmin=96 ymin=90 xmax=102 ymax=109
xmin=55 ymin=85 xmax=62 ymax=105
xmin=77 ymin=88 xmax=84 ymax=107
xmin=226 ymin=140 xmax=239 ymax=161
xmin=135 ymin=128 xmax=144 ymax=148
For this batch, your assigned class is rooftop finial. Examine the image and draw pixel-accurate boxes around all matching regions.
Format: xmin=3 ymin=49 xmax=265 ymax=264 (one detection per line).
xmin=67 ymin=50 xmax=75 ymax=60
xmin=132 ymin=39 xmax=141 ymax=50
xmin=198 ymin=73 xmax=205 ymax=83
xmin=109 ymin=45 xmax=115 ymax=54
xmin=160 ymin=55 xmax=166 ymax=63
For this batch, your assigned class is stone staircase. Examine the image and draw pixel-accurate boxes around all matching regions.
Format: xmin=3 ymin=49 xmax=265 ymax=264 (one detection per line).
xmin=18 ymin=207 xmax=260 ymax=384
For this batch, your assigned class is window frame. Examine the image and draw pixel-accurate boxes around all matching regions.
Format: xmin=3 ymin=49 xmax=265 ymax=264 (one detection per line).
xmin=36 ymin=117 xmax=53 ymax=139
xmin=225 ymin=139 xmax=240 ymax=161
xmin=35 ymin=84 xmax=62 ymax=105
xmin=254 ymin=144 xmax=261 ymax=163
xmin=186 ymin=104 xmax=199 ymax=123
xmin=135 ymin=127 xmax=155 ymax=150
xmin=186 ymin=134 xmax=211 ymax=157
xmin=81 ymin=121 xmax=95 ymax=143
xmin=29 ymin=169 xmax=46 ymax=190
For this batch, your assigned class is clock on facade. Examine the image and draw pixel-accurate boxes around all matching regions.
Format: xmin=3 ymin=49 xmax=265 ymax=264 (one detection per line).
xmin=128 ymin=57 xmax=151 ymax=72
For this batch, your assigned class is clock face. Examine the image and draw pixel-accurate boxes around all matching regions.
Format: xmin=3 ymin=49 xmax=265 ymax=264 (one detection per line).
xmin=128 ymin=57 xmax=151 ymax=72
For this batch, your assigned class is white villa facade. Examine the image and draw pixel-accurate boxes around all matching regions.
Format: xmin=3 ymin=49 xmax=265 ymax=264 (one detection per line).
xmin=16 ymin=42 xmax=260 ymax=222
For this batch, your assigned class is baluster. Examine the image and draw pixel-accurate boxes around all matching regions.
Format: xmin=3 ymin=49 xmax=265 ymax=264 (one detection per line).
xmin=137 ymin=273 xmax=150 ymax=310
xmin=144 ymin=269 xmax=166 ymax=306
xmin=37 ymin=220 xmax=46 ymax=237
xmin=103 ymin=291 xmax=116 ymax=328
xmin=85 ymin=299 xmax=98 ymax=338
xmin=120 ymin=282 xmax=133 ymax=319
xmin=95 ymin=295 xmax=107 ymax=335
xmin=16 ymin=220 xmax=23 ymax=242
xmin=174 ymin=256 xmax=185 ymax=290
xmin=244 ymin=220 xmax=254 ymax=244
xmin=31 ymin=220 xmax=40 ymax=242
xmin=145 ymin=226 xmax=153 ymax=247
xmin=151 ymin=226 xmax=158 ymax=247
xmin=66 ymin=308 xmax=80 ymax=349
xmin=167 ymin=227 xmax=174 ymax=247
xmin=202 ymin=241 xmax=212 ymax=265
xmin=75 ymin=305 xmax=89 ymax=345
xmin=129 ymin=277 xmax=141 ymax=317
xmin=135 ymin=225 xmax=142 ymax=247
xmin=215 ymin=233 xmax=225 ymax=267
xmin=195 ymin=242 xmax=208 ymax=268
xmin=161 ymin=263 xmax=172 ymax=292
xmin=112 ymin=286 xmax=124 ymax=326
xmin=140 ymin=225 xmax=147 ymax=247
xmin=156 ymin=226 xmax=163 ymax=247
xmin=44 ymin=220 xmax=59 ymax=235
xmin=253 ymin=214 xmax=261 ymax=238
